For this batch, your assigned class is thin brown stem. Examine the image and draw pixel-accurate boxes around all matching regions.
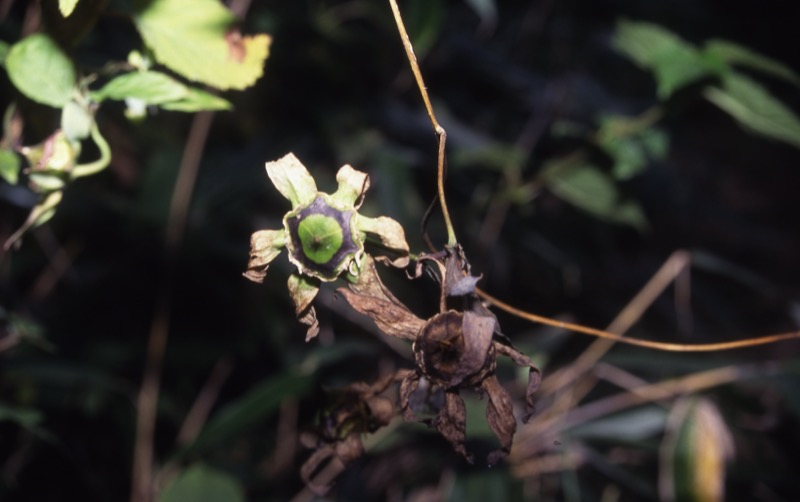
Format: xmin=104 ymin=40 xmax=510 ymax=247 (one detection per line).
xmin=388 ymin=0 xmax=456 ymax=246
xmin=130 ymin=111 xmax=215 ymax=502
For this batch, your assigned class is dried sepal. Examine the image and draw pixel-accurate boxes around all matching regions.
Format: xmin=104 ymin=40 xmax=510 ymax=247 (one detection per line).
xmin=331 ymin=163 xmax=369 ymax=208
xmin=287 ymin=273 xmax=321 ymax=341
xmin=428 ymin=390 xmax=472 ymax=463
xmin=494 ymin=341 xmax=542 ymax=422
xmin=265 ymin=152 xmax=318 ymax=208
xmin=243 ymin=229 xmax=287 ymax=283
xmin=482 ymin=375 xmax=516 ymax=466
xmin=357 ymin=215 xmax=411 ymax=268
xmin=337 ymin=256 xmax=424 ymax=340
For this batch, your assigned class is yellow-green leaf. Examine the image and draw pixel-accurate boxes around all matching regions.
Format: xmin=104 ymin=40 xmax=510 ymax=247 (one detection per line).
xmin=93 ymin=71 xmax=189 ymax=104
xmin=0 ymin=148 xmax=20 ymax=184
xmin=159 ymin=464 xmax=244 ymax=502
xmin=6 ymin=34 xmax=76 ymax=107
xmin=59 ymin=0 xmax=80 ymax=17
xmin=133 ymin=0 xmax=271 ymax=90
xmin=159 ymin=88 xmax=232 ymax=112
xmin=704 ymin=39 xmax=800 ymax=86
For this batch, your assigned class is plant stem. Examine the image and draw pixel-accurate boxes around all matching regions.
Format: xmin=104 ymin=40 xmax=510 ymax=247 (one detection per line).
xmin=388 ymin=0 xmax=457 ymax=246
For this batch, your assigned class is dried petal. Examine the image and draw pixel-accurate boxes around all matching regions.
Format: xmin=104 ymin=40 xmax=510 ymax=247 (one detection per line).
xmin=443 ymin=244 xmax=481 ymax=297
xmin=494 ymin=341 xmax=542 ymax=422
xmin=482 ymin=375 xmax=516 ymax=466
xmin=429 ymin=390 xmax=472 ymax=464
xmin=337 ymin=256 xmax=425 ymax=340
xmin=287 ymin=273 xmax=321 ymax=341
xmin=399 ymin=372 xmax=421 ymax=421
xmin=243 ymin=229 xmax=287 ymax=283
xmin=331 ymin=164 xmax=370 ymax=208
xmin=357 ymin=215 xmax=411 ymax=268
xmin=266 ymin=152 xmax=318 ymax=208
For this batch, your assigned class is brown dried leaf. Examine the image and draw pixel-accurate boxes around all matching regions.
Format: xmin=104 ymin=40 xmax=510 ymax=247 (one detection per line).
xmin=338 ymin=257 xmax=424 ymax=340
xmin=482 ymin=375 xmax=516 ymax=466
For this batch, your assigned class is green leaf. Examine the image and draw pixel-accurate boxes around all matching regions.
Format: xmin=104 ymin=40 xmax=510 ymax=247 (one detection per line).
xmin=0 ymin=41 xmax=9 ymax=64
xmin=0 ymin=148 xmax=20 ymax=184
xmin=0 ymin=403 xmax=43 ymax=429
xmin=61 ymin=101 xmax=93 ymax=141
xmin=704 ymin=39 xmax=800 ymax=86
xmin=133 ymin=0 xmax=271 ymax=90
xmin=705 ymin=71 xmax=800 ymax=149
xmin=175 ymin=372 xmax=313 ymax=460
xmin=93 ymin=71 xmax=188 ymax=105
xmin=663 ymin=398 xmax=733 ymax=502
xmin=59 ymin=0 xmax=80 ymax=17
xmin=159 ymin=464 xmax=244 ymax=502
xmin=541 ymin=156 xmax=648 ymax=230
xmin=159 ymin=88 xmax=232 ymax=112
xmin=612 ymin=20 xmax=719 ymax=99
xmin=5 ymin=34 xmax=76 ymax=107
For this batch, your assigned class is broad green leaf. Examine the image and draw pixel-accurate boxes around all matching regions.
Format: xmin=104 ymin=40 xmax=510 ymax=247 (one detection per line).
xmin=59 ymin=0 xmax=80 ymax=17
xmin=704 ymin=39 xmax=800 ymax=86
xmin=612 ymin=20 xmax=719 ymax=99
xmin=133 ymin=0 xmax=271 ymax=90
xmin=175 ymin=372 xmax=313 ymax=460
xmin=0 ymin=148 xmax=20 ymax=184
xmin=5 ymin=34 xmax=76 ymax=107
xmin=61 ymin=100 xmax=93 ymax=141
xmin=93 ymin=71 xmax=188 ymax=104
xmin=159 ymin=88 xmax=232 ymax=112
xmin=159 ymin=464 xmax=244 ymax=502
xmin=705 ymin=71 xmax=800 ymax=149
xmin=541 ymin=157 xmax=648 ymax=230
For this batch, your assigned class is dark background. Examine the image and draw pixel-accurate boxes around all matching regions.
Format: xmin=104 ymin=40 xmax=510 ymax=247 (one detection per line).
xmin=2 ymin=0 xmax=800 ymax=500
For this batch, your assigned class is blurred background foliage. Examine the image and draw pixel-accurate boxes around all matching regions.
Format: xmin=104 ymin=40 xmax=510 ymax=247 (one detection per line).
xmin=2 ymin=0 xmax=800 ymax=500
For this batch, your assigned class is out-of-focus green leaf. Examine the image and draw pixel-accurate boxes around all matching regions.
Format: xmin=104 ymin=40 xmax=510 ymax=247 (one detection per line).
xmin=0 ymin=403 xmax=43 ymax=429
xmin=540 ymin=157 xmax=649 ymax=230
xmin=705 ymin=71 xmax=800 ymax=149
xmin=133 ymin=0 xmax=271 ymax=90
xmin=5 ymin=34 xmax=76 ymax=107
xmin=704 ymin=39 xmax=800 ymax=86
xmin=159 ymin=464 xmax=244 ymax=502
xmin=662 ymin=398 xmax=733 ymax=502
xmin=61 ymin=101 xmax=93 ymax=141
xmin=463 ymin=0 xmax=497 ymax=29
xmin=0 ymin=148 xmax=20 ymax=184
xmin=0 ymin=41 xmax=9 ymax=64
xmin=93 ymin=71 xmax=188 ymax=104
xmin=159 ymin=88 xmax=232 ymax=112
xmin=600 ymin=126 xmax=669 ymax=180
xmin=612 ymin=20 xmax=720 ymax=99
xmin=405 ymin=0 xmax=445 ymax=57
xmin=568 ymin=406 xmax=668 ymax=440
xmin=175 ymin=372 xmax=313 ymax=459
xmin=59 ymin=0 xmax=80 ymax=17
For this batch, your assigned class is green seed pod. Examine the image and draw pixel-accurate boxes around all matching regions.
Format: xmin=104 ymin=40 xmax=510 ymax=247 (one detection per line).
xmin=284 ymin=195 xmax=363 ymax=281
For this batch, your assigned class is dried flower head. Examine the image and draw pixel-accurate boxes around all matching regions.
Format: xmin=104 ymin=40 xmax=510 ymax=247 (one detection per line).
xmin=244 ymin=153 xmax=410 ymax=340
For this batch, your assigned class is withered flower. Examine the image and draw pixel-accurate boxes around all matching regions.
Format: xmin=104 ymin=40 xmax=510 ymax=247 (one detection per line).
xmin=300 ymin=377 xmax=397 ymax=493
xmin=339 ymin=247 xmax=541 ymax=465
xmin=244 ymin=153 xmax=410 ymax=340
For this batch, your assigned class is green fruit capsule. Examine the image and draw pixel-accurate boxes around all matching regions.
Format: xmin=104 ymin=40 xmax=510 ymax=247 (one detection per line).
xmin=284 ymin=195 xmax=363 ymax=281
